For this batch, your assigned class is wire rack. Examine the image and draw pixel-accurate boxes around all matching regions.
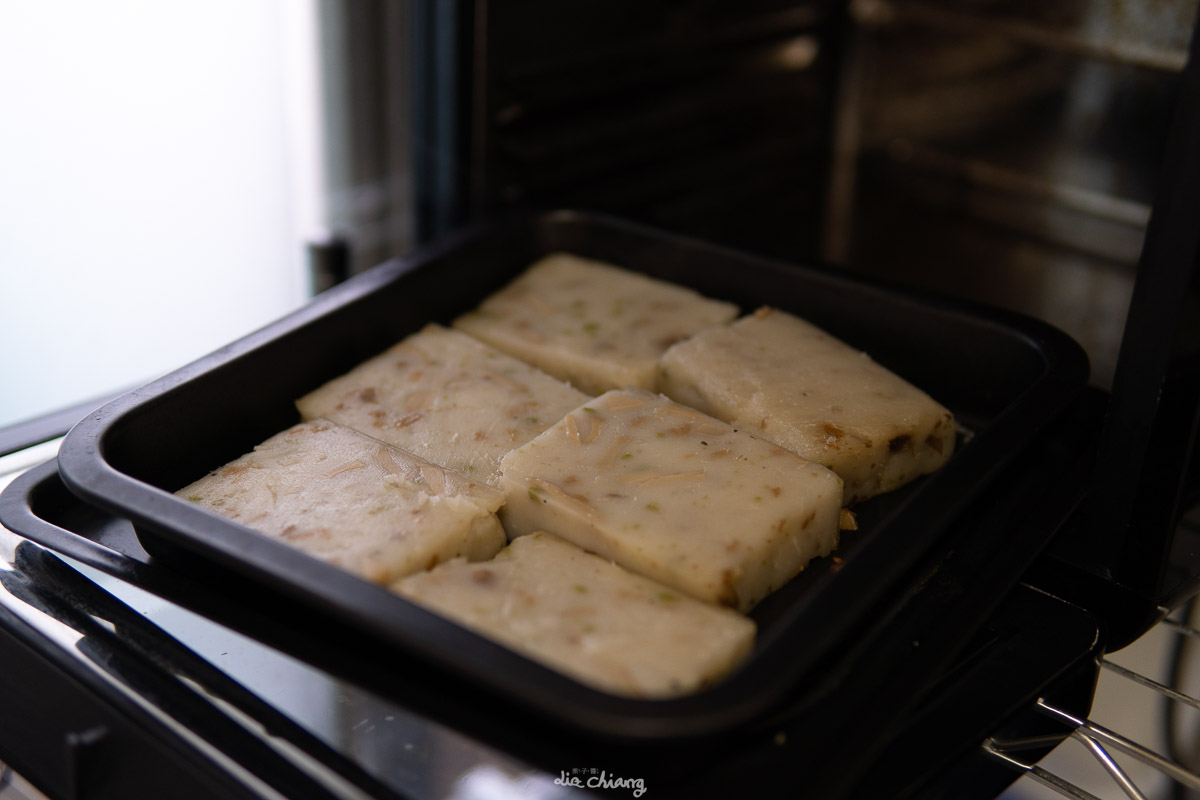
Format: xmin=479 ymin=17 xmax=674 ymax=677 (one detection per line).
xmin=987 ymin=606 xmax=1200 ymax=800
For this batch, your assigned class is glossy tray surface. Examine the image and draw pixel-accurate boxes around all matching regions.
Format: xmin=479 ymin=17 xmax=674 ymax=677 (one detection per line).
xmin=51 ymin=211 xmax=1089 ymax=740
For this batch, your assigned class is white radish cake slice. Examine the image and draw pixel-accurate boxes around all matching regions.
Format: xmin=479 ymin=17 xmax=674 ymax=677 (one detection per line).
xmin=657 ymin=307 xmax=957 ymax=504
xmin=176 ymin=420 xmax=506 ymax=584
xmin=295 ymin=324 xmax=589 ymax=485
xmin=497 ymin=389 xmax=843 ymax=612
xmin=393 ymin=532 xmax=757 ymax=698
xmin=452 ymin=252 xmax=739 ymax=395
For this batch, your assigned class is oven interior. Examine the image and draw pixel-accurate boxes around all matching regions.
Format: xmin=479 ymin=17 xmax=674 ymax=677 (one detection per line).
xmin=2 ymin=2 xmax=1200 ymax=799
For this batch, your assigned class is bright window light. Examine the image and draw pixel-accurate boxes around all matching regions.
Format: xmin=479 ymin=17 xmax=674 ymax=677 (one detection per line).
xmin=0 ymin=0 xmax=324 ymax=429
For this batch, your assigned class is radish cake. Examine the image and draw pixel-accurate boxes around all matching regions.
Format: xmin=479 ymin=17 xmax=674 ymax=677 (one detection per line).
xmin=393 ymin=532 xmax=756 ymax=698
xmin=658 ymin=307 xmax=956 ymax=504
xmin=295 ymin=324 xmax=589 ymax=485
xmin=176 ymin=420 xmax=506 ymax=584
xmin=497 ymin=389 xmax=844 ymax=612
xmin=453 ymin=253 xmax=739 ymax=395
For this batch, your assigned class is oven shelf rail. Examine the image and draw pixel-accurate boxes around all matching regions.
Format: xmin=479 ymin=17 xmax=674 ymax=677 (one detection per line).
xmin=986 ymin=614 xmax=1200 ymax=800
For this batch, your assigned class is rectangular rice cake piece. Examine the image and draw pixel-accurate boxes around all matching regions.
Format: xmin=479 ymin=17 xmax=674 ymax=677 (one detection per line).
xmin=393 ymin=532 xmax=756 ymax=698
xmin=497 ymin=389 xmax=844 ymax=612
xmin=452 ymin=252 xmax=739 ymax=395
xmin=295 ymin=324 xmax=589 ymax=485
xmin=658 ymin=306 xmax=957 ymax=505
xmin=176 ymin=420 xmax=506 ymax=584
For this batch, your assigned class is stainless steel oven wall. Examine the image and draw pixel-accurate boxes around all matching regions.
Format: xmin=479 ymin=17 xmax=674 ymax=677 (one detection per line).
xmin=465 ymin=0 xmax=841 ymax=262
xmin=825 ymin=0 xmax=1197 ymax=389
xmin=454 ymin=0 xmax=1195 ymax=391
xmin=316 ymin=0 xmax=420 ymax=277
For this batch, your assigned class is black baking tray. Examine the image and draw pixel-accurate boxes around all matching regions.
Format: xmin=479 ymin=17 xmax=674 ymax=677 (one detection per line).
xmin=51 ymin=210 xmax=1089 ymax=741
xmin=0 ymin=454 xmax=1104 ymax=799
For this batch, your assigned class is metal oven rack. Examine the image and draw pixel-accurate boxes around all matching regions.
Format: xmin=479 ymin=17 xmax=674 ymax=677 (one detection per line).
xmin=990 ymin=601 xmax=1200 ymax=800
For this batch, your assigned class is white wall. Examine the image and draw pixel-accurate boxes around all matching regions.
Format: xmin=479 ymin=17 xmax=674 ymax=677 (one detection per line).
xmin=0 ymin=0 xmax=322 ymax=427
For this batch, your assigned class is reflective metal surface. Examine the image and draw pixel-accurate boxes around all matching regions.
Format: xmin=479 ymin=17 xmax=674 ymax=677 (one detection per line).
xmin=0 ymin=761 xmax=51 ymax=800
